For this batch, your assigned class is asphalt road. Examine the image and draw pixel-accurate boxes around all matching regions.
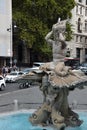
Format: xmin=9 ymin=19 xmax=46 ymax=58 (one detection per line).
xmin=0 ymin=83 xmax=87 ymax=112
xmin=0 ymin=83 xmax=19 ymax=94
xmin=0 ymin=83 xmax=43 ymax=112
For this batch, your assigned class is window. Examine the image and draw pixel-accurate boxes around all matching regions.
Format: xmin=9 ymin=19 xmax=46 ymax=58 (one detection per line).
xmin=85 ymin=37 xmax=87 ymax=43
xmin=79 ymin=0 xmax=82 ymax=2
xmin=85 ymin=8 xmax=87 ymax=16
xmin=80 ymin=7 xmax=82 ymax=14
xmin=85 ymin=49 xmax=87 ymax=61
xmin=85 ymin=22 xmax=87 ymax=32
xmin=66 ymin=50 xmax=70 ymax=57
xmin=80 ymin=36 xmax=82 ymax=42
xmin=76 ymin=48 xmax=80 ymax=58
xmin=86 ymin=0 xmax=87 ymax=5
xmin=76 ymin=6 xmax=78 ymax=14
xmin=76 ymin=36 xmax=78 ymax=42
xmin=77 ymin=18 xmax=82 ymax=33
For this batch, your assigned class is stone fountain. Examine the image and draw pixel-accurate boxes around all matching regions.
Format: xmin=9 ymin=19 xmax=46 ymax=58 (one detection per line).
xmin=29 ymin=18 xmax=87 ymax=130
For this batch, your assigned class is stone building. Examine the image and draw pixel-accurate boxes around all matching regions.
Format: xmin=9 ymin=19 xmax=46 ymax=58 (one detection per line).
xmin=1 ymin=0 xmax=87 ymax=68
xmin=14 ymin=0 xmax=87 ymax=65
xmin=67 ymin=0 xmax=87 ymax=63
xmin=0 ymin=0 xmax=12 ymax=67
xmin=13 ymin=40 xmax=31 ymax=67
xmin=0 ymin=0 xmax=31 ymax=67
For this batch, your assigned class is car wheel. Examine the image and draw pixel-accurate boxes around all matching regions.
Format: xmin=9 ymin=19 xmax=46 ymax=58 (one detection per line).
xmin=25 ymin=82 xmax=30 ymax=88
xmin=19 ymin=84 xmax=23 ymax=89
xmin=0 ymin=84 xmax=5 ymax=91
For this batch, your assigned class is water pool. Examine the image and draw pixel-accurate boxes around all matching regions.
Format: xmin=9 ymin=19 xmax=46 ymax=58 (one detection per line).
xmin=0 ymin=111 xmax=87 ymax=130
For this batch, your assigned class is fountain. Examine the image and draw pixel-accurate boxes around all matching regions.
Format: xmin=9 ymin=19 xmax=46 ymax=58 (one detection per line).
xmin=29 ymin=18 xmax=87 ymax=130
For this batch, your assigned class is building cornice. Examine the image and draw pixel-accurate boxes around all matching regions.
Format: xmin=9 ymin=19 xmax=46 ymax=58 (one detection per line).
xmin=77 ymin=2 xmax=85 ymax=7
xmin=73 ymin=33 xmax=87 ymax=36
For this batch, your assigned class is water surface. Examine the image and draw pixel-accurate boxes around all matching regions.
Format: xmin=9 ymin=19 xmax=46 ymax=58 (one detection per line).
xmin=0 ymin=111 xmax=86 ymax=130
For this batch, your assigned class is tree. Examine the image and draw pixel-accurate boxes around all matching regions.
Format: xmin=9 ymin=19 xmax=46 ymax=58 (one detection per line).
xmin=12 ymin=0 xmax=76 ymax=61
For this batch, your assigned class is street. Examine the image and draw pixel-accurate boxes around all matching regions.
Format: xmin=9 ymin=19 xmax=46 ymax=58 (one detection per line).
xmin=0 ymin=83 xmax=43 ymax=112
xmin=0 ymin=83 xmax=19 ymax=94
xmin=0 ymin=83 xmax=87 ymax=112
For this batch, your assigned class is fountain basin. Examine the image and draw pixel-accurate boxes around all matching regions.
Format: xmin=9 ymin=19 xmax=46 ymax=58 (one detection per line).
xmin=0 ymin=110 xmax=86 ymax=130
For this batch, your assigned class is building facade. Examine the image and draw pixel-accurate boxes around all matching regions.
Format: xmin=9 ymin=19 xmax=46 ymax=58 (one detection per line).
xmin=67 ymin=0 xmax=87 ymax=63
xmin=0 ymin=0 xmax=12 ymax=67
xmin=1 ymin=0 xmax=87 ymax=67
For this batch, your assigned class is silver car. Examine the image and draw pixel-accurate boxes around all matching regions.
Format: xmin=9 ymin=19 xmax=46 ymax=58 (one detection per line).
xmin=78 ymin=63 xmax=87 ymax=74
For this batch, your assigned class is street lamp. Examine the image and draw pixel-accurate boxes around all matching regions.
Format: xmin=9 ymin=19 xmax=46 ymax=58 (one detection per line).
xmin=7 ymin=24 xmax=13 ymax=67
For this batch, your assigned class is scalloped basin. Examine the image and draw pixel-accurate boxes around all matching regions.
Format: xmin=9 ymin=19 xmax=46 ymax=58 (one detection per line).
xmin=0 ymin=111 xmax=87 ymax=130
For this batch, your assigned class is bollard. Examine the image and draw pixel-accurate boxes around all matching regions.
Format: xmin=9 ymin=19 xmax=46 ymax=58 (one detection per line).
xmin=72 ymin=100 xmax=77 ymax=109
xmin=13 ymin=99 xmax=18 ymax=111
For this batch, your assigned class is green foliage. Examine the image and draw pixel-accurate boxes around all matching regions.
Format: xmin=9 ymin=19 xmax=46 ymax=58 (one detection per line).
xmin=12 ymin=0 xmax=76 ymax=60
xmin=65 ymin=21 xmax=73 ymax=41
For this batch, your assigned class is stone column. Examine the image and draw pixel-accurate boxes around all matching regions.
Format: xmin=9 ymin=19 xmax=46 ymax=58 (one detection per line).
xmin=80 ymin=48 xmax=85 ymax=63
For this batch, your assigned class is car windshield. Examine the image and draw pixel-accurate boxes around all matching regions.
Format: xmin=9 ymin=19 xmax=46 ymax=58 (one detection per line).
xmin=10 ymin=72 xmax=18 ymax=75
xmin=64 ymin=59 xmax=80 ymax=67
xmin=33 ymin=64 xmax=40 ymax=67
xmin=33 ymin=62 xmax=45 ymax=67
xmin=23 ymin=69 xmax=30 ymax=71
xmin=18 ymin=72 xmax=23 ymax=75
xmin=82 ymin=63 xmax=87 ymax=67
xmin=0 ymin=77 xmax=3 ymax=80
xmin=22 ymin=69 xmax=30 ymax=72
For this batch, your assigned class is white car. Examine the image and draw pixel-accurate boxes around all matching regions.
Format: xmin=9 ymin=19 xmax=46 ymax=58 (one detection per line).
xmin=0 ymin=75 xmax=6 ymax=90
xmin=33 ymin=62 xmax=45 ymax=69
xmin=5 ymin=71 xmax=25 ymax=83
xmin=21 ymin=67 xmax=38 ymax=74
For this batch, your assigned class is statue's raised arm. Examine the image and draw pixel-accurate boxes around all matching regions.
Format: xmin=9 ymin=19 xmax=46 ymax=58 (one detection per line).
xmin=45 ymin=18 xmax=67 ymax=62
xmin=45 ymin=31 xmax=53 ymax=45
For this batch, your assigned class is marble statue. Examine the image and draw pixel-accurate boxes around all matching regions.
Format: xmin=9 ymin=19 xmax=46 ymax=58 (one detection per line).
xmin=29 ymin=18 xmax=87 ymax=130
xmin=45 ymin=18 xmax=67 ymax=63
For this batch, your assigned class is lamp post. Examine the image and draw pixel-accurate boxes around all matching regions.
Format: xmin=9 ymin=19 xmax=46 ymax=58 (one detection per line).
xmin=7 ymin=24 xmax=13 ymax=67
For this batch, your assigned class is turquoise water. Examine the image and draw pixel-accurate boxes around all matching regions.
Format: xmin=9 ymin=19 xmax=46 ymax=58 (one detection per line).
xmin=0 ymin=112 xmax=87 ymax=130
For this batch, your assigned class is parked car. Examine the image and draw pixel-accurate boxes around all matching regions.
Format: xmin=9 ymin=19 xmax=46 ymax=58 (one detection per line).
xmin=33 ymin=62 xmax=45 ymax=69
xmin=77 ymin=62 xmax=87 ymax=75
xmin=64 ymin=57 xmax=80 ymax=69
xmin=0 ymin=75 xmax=6 ymax=90
xmin=21 ymin=62 xmax=45 ymax=75
xmin=21 ymin=68 xmax=31 ymax=74
xmin=21 ymin=67 xmax=39 ymax=74
xmin=5 ymin=71 xmax=25 ymax=83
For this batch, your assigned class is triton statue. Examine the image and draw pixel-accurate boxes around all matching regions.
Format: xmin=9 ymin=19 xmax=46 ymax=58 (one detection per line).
xmin=29 ymin=18 xmax=87 ymax=130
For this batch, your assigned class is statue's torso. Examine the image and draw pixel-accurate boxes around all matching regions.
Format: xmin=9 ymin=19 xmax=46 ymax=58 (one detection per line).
xmin=52 ymin=41 xmax=65 ymax=62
